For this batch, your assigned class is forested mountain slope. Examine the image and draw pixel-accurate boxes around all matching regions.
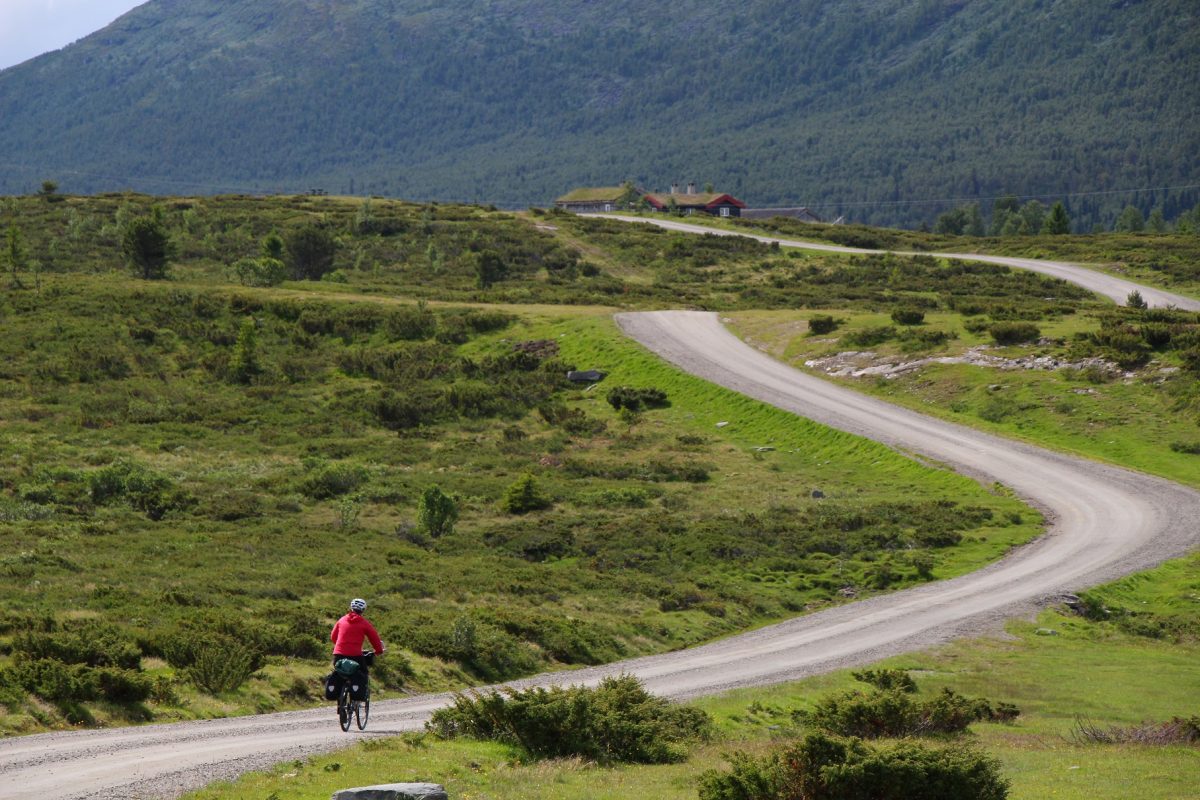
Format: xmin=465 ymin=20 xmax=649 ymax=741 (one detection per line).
xmin=0 ymin=0 xmax=1196 ymax=228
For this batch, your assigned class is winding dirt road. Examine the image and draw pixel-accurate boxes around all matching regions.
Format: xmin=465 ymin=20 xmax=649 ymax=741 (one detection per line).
xmin=4 ymin=232 xmax=1200 ymax=798
xmin=595 ymin=215 xmax=1200 ymax=311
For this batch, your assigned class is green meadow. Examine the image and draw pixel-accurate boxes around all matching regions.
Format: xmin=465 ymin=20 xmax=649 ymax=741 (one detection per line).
xmin=1 ymin=195 xmax=1196 ymax=797
xmin=182 ymin=560 xmax=1200 ymax=800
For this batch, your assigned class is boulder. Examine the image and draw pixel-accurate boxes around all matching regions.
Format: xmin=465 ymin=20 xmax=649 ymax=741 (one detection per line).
xmin=332 ymin=784 xmax=448 ymax=800
xmin=567 ymin=369 xmax=606 ymax=383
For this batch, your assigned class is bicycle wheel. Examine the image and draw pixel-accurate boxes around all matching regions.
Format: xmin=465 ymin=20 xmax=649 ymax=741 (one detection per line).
xmin=338 ymin=686 xmax=352 ymax=732
xmin=355 ymin=697 xmax=369 ymax=730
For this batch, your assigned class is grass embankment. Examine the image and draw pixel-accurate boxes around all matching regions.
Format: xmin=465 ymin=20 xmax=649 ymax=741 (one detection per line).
xmin=0 ymin=274 xmax=1036 ymax=734
xmin=726 ymin=308 xmax=1200 ymax=489
xmin=180 ymin=552 xmax=1200 ymax=800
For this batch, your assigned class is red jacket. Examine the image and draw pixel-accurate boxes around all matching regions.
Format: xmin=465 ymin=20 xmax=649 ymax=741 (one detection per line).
xmin=331 ymin=612 xmax=384 ymax=656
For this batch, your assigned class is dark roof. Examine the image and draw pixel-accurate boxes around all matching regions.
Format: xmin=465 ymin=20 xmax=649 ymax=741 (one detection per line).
xmin=645 ymin=192 xmax=746 ymax=210
xmin=555 ymin=186 xmax=631 ymax=203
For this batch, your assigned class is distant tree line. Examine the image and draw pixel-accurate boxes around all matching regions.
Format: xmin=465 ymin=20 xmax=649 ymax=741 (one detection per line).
xmin=932 ymin=196 xmax=1200 ymax=236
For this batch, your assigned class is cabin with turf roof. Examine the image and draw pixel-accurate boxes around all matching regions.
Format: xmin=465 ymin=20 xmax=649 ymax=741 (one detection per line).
xmin=645 ymin=183 xmax=746 ymax=218
xmin=554 ymin=185 xmax=643 ymax=213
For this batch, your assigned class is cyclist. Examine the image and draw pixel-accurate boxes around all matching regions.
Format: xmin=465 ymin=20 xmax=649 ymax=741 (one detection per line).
xmin=331 ymin=597 xmax=385 ymax=677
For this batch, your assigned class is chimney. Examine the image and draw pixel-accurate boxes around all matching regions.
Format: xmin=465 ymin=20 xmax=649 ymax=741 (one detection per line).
xmin=670 ymin=183 xmax=679 ymax=195
xmin=687 ymin=182 xmax=696 ymax=195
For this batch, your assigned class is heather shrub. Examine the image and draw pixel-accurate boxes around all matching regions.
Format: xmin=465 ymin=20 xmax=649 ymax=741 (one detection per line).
xmin=502 ymin=473 xmax=552 ymax=514
xmin=86 ymin=460 xmax=188 ymax=520
xmin=187 ymin=639 xmax=262 ymax=694
xmin=13 ymin=620 xmax=141 ymax=670
xmin=301 ymin=461 xmax=370 ymax=499
xmin=842 ymin=326 xmax=896 ymax=347
xmin=428 ymin=674 xmax=711 ymax=764
xmin=988 ymin=322 xmax=1040 ymax=345
xmin=795 ymin=670 xmax=1015 ymax=739
xmin=808 ymin=314 xmax=838 ymax=334
xmin=891 ymin=307 xmax=926 ymax=325
xmin=698 ymin=732 xmax=1009 ymax=800
xmin=606 ymin=385 xmax=669 ymax=411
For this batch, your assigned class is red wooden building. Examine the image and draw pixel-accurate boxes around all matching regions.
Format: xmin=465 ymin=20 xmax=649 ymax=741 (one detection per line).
xmin=644 ymin=183 xmax=746 ymax=217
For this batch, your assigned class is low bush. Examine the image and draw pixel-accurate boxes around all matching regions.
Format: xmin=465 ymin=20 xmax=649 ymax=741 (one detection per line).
xmin=301 ymin=461 xmax=370 ymax=499
xmin=502 ymin=473 xmax=552 ymax=514
xmin=10 ymin=659 xmax=154 ymax=704
xmin=373 ymin=387 xmax=449 ymax=429
xmin=808 ymin=314 xmax=838 ymax=334
xmin=402 ymin=615 xmax=540 ymax=681
xmin=13 ymin=620 xmax=142 ymax=670
xmin=86 ymin=460 xmax=189 ymax=520
xmin=561 ymin=409 xmax=608 ymax=435
xmin=564 ymin=458 xmax=710 ymax=483
xmin=229 ymin=257 xmax=287 ymax=287
xmin=187 ymin=639 xmax=263 ymax=694
xmin=606 ymin=385 xmax=669 ymax=411
xmin=698 ymin=732 xmax=1009 ymax=800
xmin=963 ymin=317 xmax=991 ymax=334
xmin=989 ymin=322 xmax=1041 ymax=345
xmin=577 ymin=487 xmax=654 ymax=508
xmin=427 ymin=674 xmax=711 ymax=763
xmin=842 ymin=326 xmax=896 ymax=347
xmin=891 ymin=307 xmax=926 ymax=325
xmin=899 ymin=328 xmax=954 ymax=350
xmin=1071 ymin=715 xmax=1200 ymax=745
xmin=795 ymin=671 xmax=1014 ymax=738
xmin=853 ymin=667 xmax=917 ymax=693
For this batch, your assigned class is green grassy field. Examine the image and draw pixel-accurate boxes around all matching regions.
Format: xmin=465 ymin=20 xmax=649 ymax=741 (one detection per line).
xmin=180 ymin=554 xmax=1200 ymax=800
xmin=725 ymin=307 xmax=1200 ymax=490
xmin=3 ymin=194 xmax=1197 ymax=798
xmin=0 ymin=274 xmax=1037 ymax=734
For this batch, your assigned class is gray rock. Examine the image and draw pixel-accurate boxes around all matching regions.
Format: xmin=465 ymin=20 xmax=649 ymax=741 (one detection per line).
xmin=567 ymin=369 xmax=606 ymax=383
xmin=332 ymin=784 xmax=448 ymax=800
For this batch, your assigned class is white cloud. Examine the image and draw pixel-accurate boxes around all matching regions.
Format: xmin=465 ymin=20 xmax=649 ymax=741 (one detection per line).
xmin=0 ymin=0 xmax=147 ymax=70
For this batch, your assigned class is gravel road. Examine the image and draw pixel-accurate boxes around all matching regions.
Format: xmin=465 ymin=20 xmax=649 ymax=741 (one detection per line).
xmin=4 ymin=233 xmax=1200 ymax=798
xmin=594 ymin=214 xmax=1200 ymax=311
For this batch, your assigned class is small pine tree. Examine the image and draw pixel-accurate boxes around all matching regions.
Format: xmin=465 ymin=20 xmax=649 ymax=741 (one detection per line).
xmin=1126 ymin=290 xmax=1147 ymax=309
xmin=285 ymin=225 xmax=336 ymax=280
xmin=121 ymin=208 xmax=172 ymax=279
xmin=6 ymin=225 xmax=26 ymax=288
xmin=474 ymin=249 xmax=506 ymax=289
xmin=1043 ymin=202 xmax=1071 ymax=235
xmin=417 ymin=485 xmax=459 ymax=537
xmin=228 ymin=318 xmax=259 ymax=383
xmin=502 ymin=473 xmax=551 ymax=514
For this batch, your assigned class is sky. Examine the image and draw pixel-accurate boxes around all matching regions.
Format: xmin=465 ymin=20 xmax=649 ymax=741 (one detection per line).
xmin=0 ymin=0 xmax=146 ymax=70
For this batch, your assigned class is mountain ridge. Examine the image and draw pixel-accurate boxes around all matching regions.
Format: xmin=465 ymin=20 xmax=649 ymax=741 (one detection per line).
xmin=1 ymin=0 xmax=1197 ymax=228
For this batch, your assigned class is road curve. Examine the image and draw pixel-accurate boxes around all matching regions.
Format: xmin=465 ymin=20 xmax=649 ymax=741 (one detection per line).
xmin=4 ymin=315 xmax=1200 ymax=799
xmin=592 ymin=214 xmax=1200 ymax=311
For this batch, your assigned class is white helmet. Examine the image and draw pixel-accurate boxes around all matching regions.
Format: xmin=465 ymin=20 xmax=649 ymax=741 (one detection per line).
xmin=349 ymin=598 xmax=367 ymax=613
